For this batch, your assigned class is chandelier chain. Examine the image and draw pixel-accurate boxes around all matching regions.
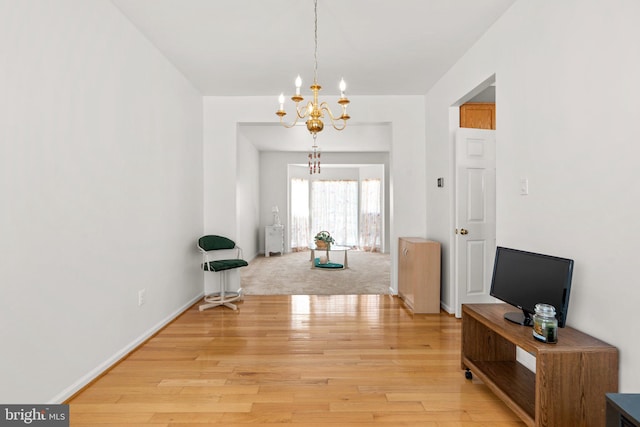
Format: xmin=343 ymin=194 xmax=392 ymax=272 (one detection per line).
xmin=313 ymin=0 xmax=318 ymax=84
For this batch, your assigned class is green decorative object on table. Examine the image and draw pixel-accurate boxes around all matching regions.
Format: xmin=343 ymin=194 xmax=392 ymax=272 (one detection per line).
xmin=314 ymin=230 xmax=335 ymax=250
xmin=314 ymin=257 xmax=343 ymax=269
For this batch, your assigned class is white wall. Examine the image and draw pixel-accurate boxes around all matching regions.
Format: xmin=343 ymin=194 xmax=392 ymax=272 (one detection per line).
xmin=204 ymin=96 xmax=426 ymax=293
xmin=0 ymin=1 xmax=203 ymax=403
xmin=426 ymin=0 xmax=640 ymax=391
xmin=236 ymin=131 xmax=260 ymax=260
xmin=202 ymin=98 xmax=273 ymax=294
xmin=258 ymin=151 xmax=294 ymax=253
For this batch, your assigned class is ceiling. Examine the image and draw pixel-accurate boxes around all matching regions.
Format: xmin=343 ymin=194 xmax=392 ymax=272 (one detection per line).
xmin=110 ymin=0 xmax=515 ymax=97
xmin=110 ymin=0 xmax=513 ymax=152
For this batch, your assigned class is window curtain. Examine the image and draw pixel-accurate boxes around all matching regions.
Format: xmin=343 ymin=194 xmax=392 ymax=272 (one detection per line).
xmin=290 ymin=178 xmax=310 ymax=250
xmin=311 ymin=180 xmax=358 ymax=247
xmin=359 ymin=179 xmax=381 ymax=252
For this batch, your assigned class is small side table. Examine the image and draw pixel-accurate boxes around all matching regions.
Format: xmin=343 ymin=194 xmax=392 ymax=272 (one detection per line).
xmin=309 ymin=245 xmax=350 ymax=269
xmin=265 ymin=225 xmax=284 ymax=257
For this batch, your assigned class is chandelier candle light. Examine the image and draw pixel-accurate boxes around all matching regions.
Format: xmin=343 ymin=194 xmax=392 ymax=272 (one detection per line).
xmin=275 ymin=0 xmax=351 ymax=174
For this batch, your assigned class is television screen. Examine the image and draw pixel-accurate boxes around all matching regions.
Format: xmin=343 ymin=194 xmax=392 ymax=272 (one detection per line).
xmin=490 ymin=246 xmax=574 ymax=327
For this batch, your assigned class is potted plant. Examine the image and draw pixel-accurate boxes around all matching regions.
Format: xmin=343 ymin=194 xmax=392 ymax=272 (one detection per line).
xmin=314 ymin=230 xmax=335 ymax=249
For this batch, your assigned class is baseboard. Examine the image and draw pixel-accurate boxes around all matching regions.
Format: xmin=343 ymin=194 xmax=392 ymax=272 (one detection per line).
xmin=440 ymin=301 xmax=454 ymax=315
xmin=52 ymin=292 xmax=204 ymax=404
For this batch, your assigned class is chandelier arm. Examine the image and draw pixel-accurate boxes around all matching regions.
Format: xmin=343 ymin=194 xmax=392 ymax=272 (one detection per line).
xmin=278 ymin=114 xmax=301 ymax=129
xmin=330 ymin=120 xmax=348 ymax=131
xmin=318 ymin=103 xmax=348 ymax=131
xmin=295 ymin=102 xmax=314 ymax=119
xmin=318 ymin=102 xmax=347 ymax=120
xmin=318 ymin=102 xmax=336 ymax=118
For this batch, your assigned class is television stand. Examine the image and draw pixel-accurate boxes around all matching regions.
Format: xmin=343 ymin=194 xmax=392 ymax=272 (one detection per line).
xmin=462 ymin=303 xmax=618 ymax=427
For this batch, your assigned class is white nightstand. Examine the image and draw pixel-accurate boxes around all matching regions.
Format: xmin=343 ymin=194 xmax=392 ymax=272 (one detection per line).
xmin=265 ymin=225 xmax=284 ymax=257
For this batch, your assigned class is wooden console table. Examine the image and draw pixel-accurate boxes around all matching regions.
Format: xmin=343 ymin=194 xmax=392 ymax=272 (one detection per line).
xmin=462 ymin=303 xmax=618 ymax=427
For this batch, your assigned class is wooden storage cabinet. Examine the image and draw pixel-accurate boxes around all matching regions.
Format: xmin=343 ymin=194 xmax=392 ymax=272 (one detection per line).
xmin=397 ymin=238 xmax=440 ymax=313
xmin=462 ymin=303 xmax=619 ymax=427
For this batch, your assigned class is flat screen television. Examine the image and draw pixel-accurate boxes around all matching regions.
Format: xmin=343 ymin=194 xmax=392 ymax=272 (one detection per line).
xmin=489 ymin=246 xmax=574 ymax=327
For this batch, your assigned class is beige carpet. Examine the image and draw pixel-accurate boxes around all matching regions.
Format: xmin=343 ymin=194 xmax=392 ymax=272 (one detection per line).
xmin=241 ymin=250 xmax=391 ymax=295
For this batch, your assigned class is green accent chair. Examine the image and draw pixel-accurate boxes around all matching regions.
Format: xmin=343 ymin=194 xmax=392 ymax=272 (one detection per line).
xmin=198 ymin=235 xmax=248 ymax=311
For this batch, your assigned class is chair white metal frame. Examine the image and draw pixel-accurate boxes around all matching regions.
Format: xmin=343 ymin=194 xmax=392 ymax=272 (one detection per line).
xmin=197 ymin=235 xmax=248 ymax=311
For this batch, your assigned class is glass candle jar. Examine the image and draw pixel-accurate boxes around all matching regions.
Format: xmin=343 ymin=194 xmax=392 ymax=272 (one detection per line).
xmin=532 ymin=303 xmax=558 ymax=343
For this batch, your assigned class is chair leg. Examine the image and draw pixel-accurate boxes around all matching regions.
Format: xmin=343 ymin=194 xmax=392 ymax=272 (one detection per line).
xmin=198 ymin=293 xmax=241 ymax=311
xmin=199 ymin=270 xmax=242 ymax=311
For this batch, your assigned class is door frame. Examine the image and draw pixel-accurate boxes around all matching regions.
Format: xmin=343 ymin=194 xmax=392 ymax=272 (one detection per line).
xmin=448 ymin=74 xmax=497 ymax=317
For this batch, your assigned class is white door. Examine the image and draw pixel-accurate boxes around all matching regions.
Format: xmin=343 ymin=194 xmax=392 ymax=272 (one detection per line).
xmin=454 ymin=128 xmax=496 ymax=317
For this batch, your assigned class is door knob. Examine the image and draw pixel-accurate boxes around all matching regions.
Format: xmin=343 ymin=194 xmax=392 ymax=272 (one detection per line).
xmin=459 ymin=228 xmax=469 ymax=235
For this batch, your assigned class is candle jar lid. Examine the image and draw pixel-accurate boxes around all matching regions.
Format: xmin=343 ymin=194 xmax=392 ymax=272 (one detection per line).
xmin=534 ymin=303 xmax=556 ymax=316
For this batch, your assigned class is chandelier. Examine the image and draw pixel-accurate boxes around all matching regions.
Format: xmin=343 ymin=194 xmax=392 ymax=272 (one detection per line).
xmin=275 ymin=0 xmax=351 ymax=174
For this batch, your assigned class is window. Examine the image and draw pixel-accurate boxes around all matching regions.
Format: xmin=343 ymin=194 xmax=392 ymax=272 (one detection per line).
xmin=290 ymin=177 xmax=379 ymax=250
xmin=311 ymin=180 xmax=358 ymax=247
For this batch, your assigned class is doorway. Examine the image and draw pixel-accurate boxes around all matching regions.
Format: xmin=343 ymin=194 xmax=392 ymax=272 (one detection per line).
xmin=452 ymin=76 xmax=497 ymax=317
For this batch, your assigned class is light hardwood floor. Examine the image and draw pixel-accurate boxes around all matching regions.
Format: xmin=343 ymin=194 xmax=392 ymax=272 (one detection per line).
xmin=68 ymin=295 xmax=525 ymax=426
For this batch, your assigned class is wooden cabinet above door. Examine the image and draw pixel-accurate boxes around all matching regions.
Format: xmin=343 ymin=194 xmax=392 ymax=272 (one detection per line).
xmin=460 ymin=103 xmax=495 ymax=130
